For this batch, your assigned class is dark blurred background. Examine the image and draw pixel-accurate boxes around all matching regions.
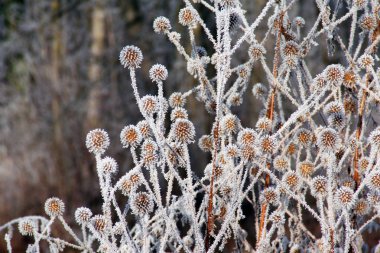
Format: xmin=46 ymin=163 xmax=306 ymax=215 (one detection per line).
xmin=0 ymin=0 xmax=353 ymax=251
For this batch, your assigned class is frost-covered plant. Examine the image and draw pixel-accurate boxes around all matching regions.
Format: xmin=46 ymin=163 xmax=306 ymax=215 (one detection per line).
xmin=2 ymin=0 xmax=380 ymax=252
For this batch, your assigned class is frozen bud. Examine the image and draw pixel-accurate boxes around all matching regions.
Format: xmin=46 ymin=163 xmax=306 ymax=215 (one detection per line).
xmin=294 ymin=17 xmax=305 ymax=27
xmin=120 ymin=125 xmax=142 ymax=148
xmin=44 ymin=197 xmax=65 ymax=217
xmin=298 ymin=160 xmax=314 ymax=178
xmin=359 ymin=157 xmax=370 ymax=173
xmin=323 ymin=64 xmax=344 ymax=85
xmin=86 ymin=129 xmax=110 ymax=155
xmin=179 ymin=7 xmax=197 ymax=26
xmin=311 ymin=176 xmax=328 ymax=198
xmin=119 ymin=45 xmax=143 ymax=69
xmin=170 ymin=119 xmax=195 ymax=144
xmin=198 ymin=135 xmax=213 ymax=152
xmin=153 ymin=16 xmax=171 ymax=34
xmin=324 ymin=101 xmax=344 ymax=117
xmin=141 ymin=95 xmax=158 ymax=116
xmin=358 ymin=54 xmax=374 ymax=69
xmin=269 ymin=211 xmax=285 ymax=227
xmin=317 ymin=128 xmax=341 ymax=153
xmin=327 ymin=112 xmax=346 ymax=130
xmin=237 ymin=65 xmax=249 ymax=79
xmin=252 ymin=83 xmax=267 ymax=97
xmin=240 ymin=145 xmax=256 ymax=162
xmin=118 ymin=173 xmax=142 ymax=196
xmin=283 ymin=171 xmax=301 ymax=190
xmin=260 ymin=187 xmax=279 ymax=205
xmin=75 ymin=207 xmax=92 ymax=225
xmin=259 ymin=135 xmax=278 ymax=154
xmin=237 ymin=128 xmax=257 ymax=146
xmin=221 ymin=114 xmax=240 ymax=135
xmin=256 ymin=117 xmax=272 ymax=132
xmin=295 ymin=128 xmax=312 ymax=147
xmin=281 ymin=41 xmax=300 ymax=58
xmin=91 ymin=215 xmax=108 ymax=233
xmin=169 ymin=92 xmax=186 ymax=108
xmin=130 ymin=192 xmax=154 ymax=216
xmin=224 ymin=144 xmax=240 ymax=159
xmin=170 ymin=107 xmax=188 ymax=121
xmin=18 ymin=219 xmax=36 ymax=236
xmin=273 ymin=155 xmax=290 ymax=171
xmin=335 ymin=187 xmax=354 ymax=209
xmin=99 ymin=157 xmax=118 ymax=174
xmin=137 ymin=120 xmax=152 ymax=139
xmin=359 ymin=14 xmax=376 ymax=31
xmin=369 ymin=127 xmax=380 ymax=148
xmin=354 ymin=199 xmax=369 ymax=216
xmin=149 ymin=64 xmax=168 ymax=82
xmin=311 ymin=74 xmax=327 ymax=93
xmin=141 ymin=139 xmax=158 ymax=166
xmin=227 ymin=93 xmax=243 ymax=106
xmin=248 ymin=44 xmax=266 ymax=61
xmin=369 ymin=172 xmax=380 ymax=191
xmin=342 ymin=70 xmax=358 ymax=90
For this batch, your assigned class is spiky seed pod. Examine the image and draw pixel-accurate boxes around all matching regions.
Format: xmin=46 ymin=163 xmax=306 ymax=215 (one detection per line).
xmin=118 ymin=174 xmax=141 ymax=196
xmin=44 ymin=197 xmax=65 ymax=217
xmin=179 ymin=7 xmax=196 ymax=26
xmin=358 ymin=54 xmax=374 ymax=69
xmin=166 ymin=144 xmax=185 ymax=167
xmin=221 ymin=114 xmax=240 ymax=135
xmin=342 ymin=70 xmax=358 ymax=90
xmin=252 ymin=83 xmax=267 ymax=98
xmin=327 ymin=112 xmax=346 ymax=130
xmin=237 ymin=65 xmax=249 ymax=79
xmin=273 ymin=155 xmax=290 ymax=171
xmin=294 ymin=17 xmax=305 ymax=27
xmin=141 ymin=139 xmax=158 ymax=166
xmin=120 ymin=125 xmax=142 ymax=148
xmin=359 ymin=157 xmax=370 ymax=172
xmin=141 ymin=95 xmax=158 ymax=116
xmin=341 ymin=177 xmax=355 ymax=189
xmin=369 ymin=172 xmax=380 ymax=191
xmin=224 ymin=144 xmax=240 ymax=159
xmin=170 ymin=107 xmax=188 ymax=121
xmin=170 ymin=119 xmax=195 ymax=144
xmin=317 ymin=128 xmax=341 ymax=153
xmin=269 ymin=211 xmax=285 ymax=228
xmin=335 ymin=187 xmax=354 ymax=209
xmin=137 ymin=120 xmax=152 ymax=139
xmin=359 ymin=14 xmax=376 ymax=31
xmin=354 ymin=199 xmax=369 ymax=216
xmin=169 ymin=92 xmax=186 ymax=108
xmin=237 ymin=128 xmax=257 ymax=146
xmin=248 ymin=44 xmax=266 ymax=61
xmin=311 ymin=176 xmax=328 ymax=198
xmin=240 ymin=145 xmax=256 ymax=162
xmin=99 ymin=157 xmax=118 ymax=174
xmin=281 ymin=41 xmax=300 ymax=58
xmin=149 ymin=64 xmax=168 ymax=82
xmin=323 ymin=64 xmax=344 ymax=85
xmin=18 ymin=219 xmax=36 ymax=236
xmin=75 ymin=207 xmax=92 ymax=225
xmin=256 ymin=117 xmax=272 ymax=132
xmin=220 ymin=0 xmax=238 ymax=8
xmin=311 ymin=74 xmax=327 ymax=93
xmin=198 ymin=135 xmax=213 ymax=152
xmin=343 ymin=97 xmax=356 ymax=116
xmin=283 ymin=171 xmax=301 ymax=190
xmin=91 ymin=215 xmax=108 ymax=232
xmin=324 ymin=102 xmax=344 ymax=117
xmin=295 ymin=128 xmax=312 ymax=146
xmin=298 ymin=161 xmax=314 ymax=178
xmin=369 ymin=127 xmax=380 ymax=148
xmin=86 ymin=129 xmax=110 ymax=155
xmin=119 ymin=45 xmax=143 ymax=68
xmin=153 ymin=16 xmax=171 ymax=34
xmin=227 ymin=93 xmax=243 ymax=106
xmin=287 ymin=142 xmax=297 ymax=156
xmin=259 ymin=135 xmax=277 ymax=154
xmin=260 ymin=187 xmax=279 ymax=205
xmin=368 ymin=193 xmax=380 ymax=206
xmin=112 ymin=222 xmax=125 ymax=235
xmin=130 ymin=192 xmax=154 ymax=216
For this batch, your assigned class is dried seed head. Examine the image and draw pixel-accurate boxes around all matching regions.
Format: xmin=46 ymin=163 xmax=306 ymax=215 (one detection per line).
xmin=169 ymin=92 xmax=186 ymax=108
xmin=358 ymin=54 xmax=374 ymax=69
xmin=287 ymin=142 xmax=297 ymax=156
xmin=237 ymin=128 xmax=257 ymax=146
xmin=335 ymin=187 xmax=354 ymax=209
xmin=323 ymin=64 xmax=344 ymax=85
xmin=295 ymin=128 xmax=312 ymax=146
xmin=149 ymin=64 xmax=168 ymax=82
xmin=294 ymin=17 xmax=305 ymax=27
xmin=170 ymin=107 xmax=188 ymax=121
xmin=141 ymin=95 xmax=158 ymax=116
xmin=281 ymin=41 xmax=300 ymax=58
xmin=283 ymin=171 xmax=301 ymax=190
xmin=256 ymin=117 xmax=272 ymax=132
xmin=141 ymin=139 xmax=158 ymax=166
xmin=324 ymin=102 xmax=344 ymax=117
xmin=224 ymin=144 xmax=240 ymax=159
xmin=91 ymin=215 xmax=108 ymax=232
xmin=298 ymin=160 xmax=314 ymax=178
xmin=221 ymin=114 xmax=240 ymax=134
xmin=99 ymin=157 xmax=118 ymax=174
xmin=248 ymin=44 xmax=266 ymax=61
xmin=311 ymin=74 xmax=327 ymax=93
xmin=343 ymin=95 xmax=357 ymax=114
xmin=359 ymin=14 xmax=376 ymax=31
xmin=137 ymin=120 xmax=152 ymax=139
xmin=18 ymin=219 xmax=36 ymax=236
xmin=342 ymin=70 xmax=358 ymax=90
xmin=118 ymin=173 xmax=142 ymax=196
xmin=269 ymin=211 xmax=285 ymax=227
xmin=86 ymin=129 xmax=110 ymax=155
xmin=259 ymin=135 xmax=277 ymax=154
xmin=260 ymin=187 xmax=279 ymax=205
xmin=369 ymin=127 xmax=380 ymax=148
xmin=170 ymin=119 xmax=195 ymax=144
xmin=153 ymin=16 xmax=171 ymax=34
xmin=311 ymin=176 xmax=328 ymax=198
xmin=273 ymin=155 xmax=290 ymax=171
xmin=327 ymin=112 xmax=346 ymax=130
xmin=237 ymin=65 xmax=249 ymax=79
xmin=369 ymin=172 xmax=380 ymax=191
xmin=75 ymin=207 xmax=92 ymax=225
xmin=354 ymin=199 xmax=369 ymax=216
xmin=120 ymin=125 xmax=142 ymax=148
xmin=179 ymin=7 xmax=196 ymax=26
xmin=240 ymin=145 xmax=256 ymax=162
xmin=130 ymin=192 xmax=154 ymax=216
xmin=44 ymin=197 xmax=65 ymax=217
xmin=198 ymin=135 xmax=213 ymax=152
xmin=227 ymin=93 xmax=243 ymax=106
xmin=317 ymin=128 xmax=341 ymax=153
xmin=359 ymin=157 xmax=370 ymax=172
xmin=252 ymin=83 xmax=267 ymax=97
xmin=119 ymin=45 xmax=143 ymax=68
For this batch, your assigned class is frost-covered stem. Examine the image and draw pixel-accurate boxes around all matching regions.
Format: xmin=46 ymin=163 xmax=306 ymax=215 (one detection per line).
xmin=150 ymin=167 xmax=163 ymax=208
xmin=343 ymin=210 xmax=352 ymax=253
xmin=58 ymin=216 xmax=84 ymax=246
xmin=165 ymin=172 xmax=174 ymax=205
xmin=327 ymin=156 xmax=336 ymax=253
xmin=142 ymin=216 xmax=149 ymax=253
xmin=5 ymin=233 xmax=12 ymax=253
xmin=348 ymin=7 xmax=357 ymax=53
xmin=33 ymin=217 xmax=55 ymax=249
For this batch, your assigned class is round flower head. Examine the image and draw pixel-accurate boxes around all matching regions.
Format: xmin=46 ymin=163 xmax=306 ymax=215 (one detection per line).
xmin=259 ymin=135 xmax=278 ymax=154
xmin=295 ymin=128 xmax=312 ymax=147
xmin=294 ymin=17 xmax=305 ymax=27
xmin=298 ymin=160 xmax=314 ymax=178
xmin=359 ymin=14 xmax=376 ymax=31
xmin=354 ymin=199 xmax=369 ymax=216
xmin=99 ymin=157 xmax=118 ymax=174
xmin=359 ymin=157 xmax=370 ymax=173
xmin=269 ymin=211 xmax=285 ymax=227
xmin=240 ymin=145 xmax=256 ymax=162
xmin=18 ymin=219 xmax=37 ymax=236
xmin=252 ymin=83 xmax=267 ymax=98
xmin=260 ymin=187 xmax=279 ymax=205
xmin=324 ymin=101 xmax=344 ymax=117
xmin=140 ymin=95 xmax=158 ymax=116
xmin=130 ymin=192 xmax=154 ymax=216
xmin=221 ymin=114 xmax=240 ymax=135
xmin=91 ymin=215 xmax=108 ymax=233
xmin=358 ymin=54 xmax=374 ymax=69
xmin=219 ymin=0 xmax=238 ymax=8
xmin=86 ymin=129 xmax=110 ymax=155
xmin=369 ymin=127 xmax=380 ymax=149
xmin=75 ymin=207 xmax=92 ymax=225
xmin=248 ymin=44 xmax=266 ymax=61
xmin=237 ymin=65 xmax=249 ymax=79
xmin=342 ymin=70 xmax=358 ymax=90
xmin=153 ymin=16 xmax=171 ymax=34
xmin=169 ymin=92 xmax=186 ymax=108
xmin=170 ymin=107 xmax=188 ymax=121
xmin=317 ymin=128 xmax=341 ymax=153
xmin=198 ymin=135 xmax=213 ymax=152
xmin=224 ymin=144 xmax=240 ymax=159
xmin=256 ymin=117 xmax=272 ymax=132
xmin=327 ymin=112 xmax=346 ymax=130
xmin=137 ymin=120 xmax=152 ymax=139
xmin=120 ymin=125 xmax=142 ymax=148
xmin=227 ymin=93 xmax=243 ymax=106
xmin=273 ymin=155 xmax=290 ymax=171
xmin=119 ymin=45 xmax=143 ymax=68
xmin=335 ymin=187 xmax=354 ymax=209
xmin=118 ymin=173 xmax=142 ymax=196
xmin=179 ymin=7 xmax=197 ymax=26
xmin=369 ymin=172 xmax=380 ymax=192
xmin=149 ymin=64 xmax=168 ymax=82
xmin=311 ymin=73 xmax=327 ymax=93
xmin=343 ymin=95 xmax=357 ymax=114
xmin=283 ymin=171 xmax=301 ymax=190
xmin=237 ymin=128 xmax=257 ymax=146
xmin=311 ymin=176 xmax=328 ymax=198
xmin=281 ymin=41 xmax=300 ymax=59
xmin=287 ymin=142 xmax=297 ymax=156
xmin=44 ymin=197 xmax=65 ymax=217
xmin=170 ymin=119 xmax=195 ymax=144
xmin=141 ymin=139 xmax=158 ymax=166
xmin=323 ymin=64 xmax=344 ymax=85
